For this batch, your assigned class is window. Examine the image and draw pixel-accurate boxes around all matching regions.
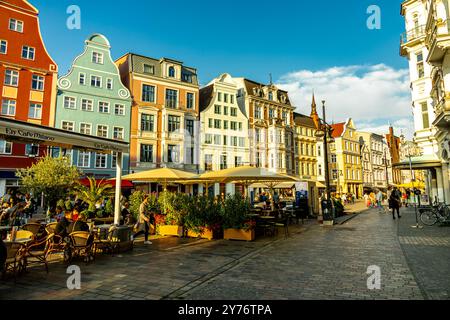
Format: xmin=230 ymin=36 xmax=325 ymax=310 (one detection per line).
xmin=0 ymin=40 xmax=7 ymax=54
xmin=232 ymin=136 xmax=238 ymax=146
xmin=205 ymin=154 xmax=213 ymax=171
xmin=31 ymin=75 xmax=44 ymax=91
xmin=62 ymin=121 xmax=74 ymax=131
xmin=1 ymin=99 xmax=16 ymax=116
xmin=318 ymin=145 xmax=322 ymax=157
xmin=166 ymin=89 xmax=178 ymax=108
xmin=223 ymin=106 xmax=228 ymax=116
xmin=205 ymin=134 xmax=213 ymax=144
xmin=182 ymin=73 xmax=192 ymax=83
xmin=78 ymin=152 xmax=90 ymax=168
xmin=92 ymin=52 xmax=104 ymax=64
xmin=112 ymin=104 xmax=124 ymax=116
xmin=223 ymin=135 xmax=227 ymax=146
xmin=282 ymin=111 xmax=288 ymax=125
xmin=9 ymin=19 xmax=23 ymax=32
xmin=22 ymin=46 xmax=35 ymax=60
xmin=0 ymin=140 xmax=12 ymax=154
xmin=421 ymin=102 xmax=430 ymax=128
xmin=223 ymin=120 xmax=228 ymax=130
xmin=255 ymin=106 xmax=262 ymax=119
xmin=231 ymin=107 xmax=237 ymax=117
xmin=255 ymin=128 xmax=261 ymax=143
xmin=79 ymin=123 xmax=92 ymax=135
xmin=220 ymin=155 xmax=227 ymax=170
xmin=95 ymin=154 xmax=107 ymax=168
xmin=230 ymin=95 xmax=234 ymax=104
xmin=208 ymin=118 xmax=213 ymax=128
xmin=269 ymin=108 xmax=275 ymax=119
xmin=99 ymin=102 xmax=110 ymax=113
xmin=214 ymin=105 xmax=221 ymax=114
xmin=331 ymin=154 xmax=337 ymax=163
xmin=79 ymin=73 xmax=86 ymax=85
xmin=81 ymin=99 xmax=93 ymax=111
xmin=142 ymin=84 xmax=155 ymax=102
xmin=168 ymin=115 xmax=181 ymax=133
xmin=214 ymin=134 xmax=221 ymax=145
xmin=214 ymin=119 xmax=221 ymax=129
xmin=186 ymin=93 xmax=194 ymax=109
xmin=318 ymin=164 xmax=323 ymax=176
xmin=268 ymin=92 xmax=273 ymax=101
xmin=256 ymin=152 xmax=261 ymax=167
xmin=140 ymin=144 xmax=153 ymax=163
xmin=141 ymin=114 xmax=154 ymax=132
xmin=143 ymin=64 xmax=154 ymax=74
xmin=106 ymin=78 xmax=113 ymax=90
xmin=113 ymin=127 xmax=124 ymax=140
xmin=235 ymin=156 xmax=242 ymax=167
xmin=91 ymin=75 xmax=102 ymax=88
xmin=231 ymin=121 xmax=237 ymax=131
xmin=4 ymin=70 xmax=19 ymax=86
xmin=224 ymin=94 xmax=228 ymax=103
xmin=97 ymin=125 xmax=108 ymax=138
xmin=238 ymin=122 xmax=242 ymax=131
xmin=28 ymin=103 xmax=42 ymax=119
xmin=416 ymin=52 xmax=424 ymax=78
xmin=168 ymin=66 xmax=175 ymax=78
xmin=218 ymin=92 xmax=222 ymax=102
xmin=168 ymin=145 xmax=179 ymax=163
xmin=186 ymin=119 xmax=194 ymax=136
xmin=24 ymin=144 xmax=39 ymax=156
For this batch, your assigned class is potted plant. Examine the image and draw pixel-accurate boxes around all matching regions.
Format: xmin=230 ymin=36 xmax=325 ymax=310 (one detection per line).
xmin=157 ymin=191 xmax=185 ymax=237
xmin=185 ymin=195 xmax=222 ymax=240
xmin=222 ymin=194 xmax=255 ymax=241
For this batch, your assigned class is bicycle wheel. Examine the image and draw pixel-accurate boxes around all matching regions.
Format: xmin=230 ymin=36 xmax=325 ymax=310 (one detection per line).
xmin=420 ymin=210 xmax=438 ymax=226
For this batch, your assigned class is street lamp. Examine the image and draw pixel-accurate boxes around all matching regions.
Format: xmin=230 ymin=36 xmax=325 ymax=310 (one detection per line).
xmin=315 ymin=100 xmax=334 ymax=222
xmin=403 ymin=141 xmax=423 ymax=229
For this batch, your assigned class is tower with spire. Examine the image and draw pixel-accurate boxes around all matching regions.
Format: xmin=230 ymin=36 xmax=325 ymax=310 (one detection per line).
xmin=310 ymin=92 xmax=320 ymax=130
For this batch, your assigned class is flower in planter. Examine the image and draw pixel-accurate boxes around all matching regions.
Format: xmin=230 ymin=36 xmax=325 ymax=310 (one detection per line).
xmin=243 ymin=220 xmax=257 ymax=231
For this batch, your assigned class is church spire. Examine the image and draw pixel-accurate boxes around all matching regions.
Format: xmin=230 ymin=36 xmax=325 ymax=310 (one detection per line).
xmin=310 ymin=91 xmax=320 ymax=130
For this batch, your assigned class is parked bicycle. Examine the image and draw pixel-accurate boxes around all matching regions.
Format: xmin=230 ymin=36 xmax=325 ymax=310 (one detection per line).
xmin=419 ymin=202 xmax=450 ymax=226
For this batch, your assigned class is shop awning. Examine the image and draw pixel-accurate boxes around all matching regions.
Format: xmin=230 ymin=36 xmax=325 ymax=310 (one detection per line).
xmin=79 ymin=178 xmax=134 ymax=188
xmin=393 ymin=154 xmax=442 ymax=170
xmin=250 ymin=182 xmax=295 ymax=189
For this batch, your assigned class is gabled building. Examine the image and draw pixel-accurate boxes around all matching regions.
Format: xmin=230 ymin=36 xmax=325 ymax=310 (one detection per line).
xmin=330 ymin=119 xmax=363 ymax=198
xmin=199 ymin=73 xmax=250 ymax=195
xmin=0 ymin=0 xmax=58 ymax=196
xmin=385 ymin=126 xmax=403 ymax=185
xmin=232 ymin=77 xmax=295 ymax=175
xmin=116 ymin=53 xmax=199 ymax=175
xmin=54 ymin=34 xmax=132 ymax=178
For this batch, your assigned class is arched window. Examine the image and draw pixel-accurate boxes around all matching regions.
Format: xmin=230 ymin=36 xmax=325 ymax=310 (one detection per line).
xmin=268 ymin=92 xmax=273 ymax=101
xmin=168 ymin=66 xmax=175 ymax=78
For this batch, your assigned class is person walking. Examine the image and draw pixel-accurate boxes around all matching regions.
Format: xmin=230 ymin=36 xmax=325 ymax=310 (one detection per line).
xmin=389 ymin=187 xmax=402 ymax=220
xmin=133 ymin=196 xmax=152 ymax=245
xmin=376 ymin=189 xmax=385 ymax=212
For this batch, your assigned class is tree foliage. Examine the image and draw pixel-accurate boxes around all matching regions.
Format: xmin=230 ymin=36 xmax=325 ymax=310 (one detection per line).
xmin=16 ymin=156 xmax=80 ymax=208
xmin=71 ymin=176 xmax=114 ymax=212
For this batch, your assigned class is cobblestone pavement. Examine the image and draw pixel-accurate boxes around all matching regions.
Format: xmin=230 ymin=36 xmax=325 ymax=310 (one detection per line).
xmin=397 ymin=206 xmax=450 ymax=300
xmin=1 ymin=206 xmax=448 ymax=300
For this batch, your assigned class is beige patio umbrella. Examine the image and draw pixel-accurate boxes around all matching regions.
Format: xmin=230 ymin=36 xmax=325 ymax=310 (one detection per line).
xmin=199 ymin=166 xmax=297 ymax=198
xmin=121 ymin=167 xmax=199 ymax=190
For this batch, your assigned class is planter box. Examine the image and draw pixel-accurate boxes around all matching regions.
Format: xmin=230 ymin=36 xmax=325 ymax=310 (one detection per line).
xmin=158 ymin=225 xmax=183 ymax=237
xmin=223 ymin=228 xmax=255 ymax=241
xmin=187 ymin=227 xmax=214 ymax=240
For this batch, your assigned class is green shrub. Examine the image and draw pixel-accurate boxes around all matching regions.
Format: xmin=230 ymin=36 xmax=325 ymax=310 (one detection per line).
xmin=56 ymin=199 xmax=65 ymax=209
xmin=129 ymin=191 xmax=145 ymax=220
xmin=221 ymin=194 xmax=251 ymax=229
xmin=105 ymin=198 xmax=113 ymax=216
xmin=184 ymin=195 xmax=223 ymax=233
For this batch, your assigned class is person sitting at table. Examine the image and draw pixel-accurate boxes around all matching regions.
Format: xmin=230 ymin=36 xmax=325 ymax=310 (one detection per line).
xmin=121 ymin=202 xmax=133 ymax=225
xmin=67 ymin=208 xmax=90 ymax=233
xmin=55 ymin=212 xmax=72 ymax=238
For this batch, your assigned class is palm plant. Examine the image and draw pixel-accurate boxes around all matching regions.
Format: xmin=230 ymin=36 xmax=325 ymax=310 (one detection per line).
xmin=72 ymin=177 xmax=114 ymax=212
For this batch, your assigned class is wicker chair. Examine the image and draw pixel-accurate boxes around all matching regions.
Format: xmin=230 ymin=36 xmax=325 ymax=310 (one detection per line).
xmin=2 ymin=242 xmax=26 ymax=281
xmin=22 ymin=223 xmax=42 ymax=235
xmin=93 ymin=226 xmax=120 ymax=257
xmin=68 ymin=232 xmax=94 ymax=263
xmin=24 ymin=234 xmax=54 ymax=273
xmin=45 ymin=223 xmax=58 ymax=235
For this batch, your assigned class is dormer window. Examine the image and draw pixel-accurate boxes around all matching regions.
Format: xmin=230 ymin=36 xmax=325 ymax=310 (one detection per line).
xmin=144 ymin=64 xmax=154 ymax=74
xmin=168 ymin=66 xmax=175 ymax=78
xmin=268 ymin=92 xmax=273 ymax=101
xmin=92 ymin=52 xmax=104 ymax=64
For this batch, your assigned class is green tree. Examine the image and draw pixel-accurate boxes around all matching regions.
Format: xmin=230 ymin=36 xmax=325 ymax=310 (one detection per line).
xmin=16 ymin=156 xmax=80 ymax=210
xmin=72 ymin=176 xmax=114 ymax=212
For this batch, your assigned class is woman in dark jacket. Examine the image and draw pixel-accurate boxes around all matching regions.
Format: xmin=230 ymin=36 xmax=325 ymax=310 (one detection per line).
xmin=389 ymin=187 xmax=402 ymax=220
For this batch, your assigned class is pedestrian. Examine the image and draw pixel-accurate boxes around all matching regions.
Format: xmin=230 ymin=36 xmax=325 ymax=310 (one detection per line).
xmin=133 ymin=195 xmax=152 ymax=245
xmin=376 ymin=189 xmax=384 ymax=212
xmin=341 ymin=193 xmax=347 ymax=205
xmin=405 ymin=189 xmax=411 ymax=207
xmin=389 ymin=187 xmax=402 ymax=220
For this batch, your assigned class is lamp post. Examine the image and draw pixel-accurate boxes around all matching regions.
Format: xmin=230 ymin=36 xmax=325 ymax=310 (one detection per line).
xmin=315 ymin=100 xmax=334 ymax=223
xmin=403 ymin=141 xmax=423 ymax=229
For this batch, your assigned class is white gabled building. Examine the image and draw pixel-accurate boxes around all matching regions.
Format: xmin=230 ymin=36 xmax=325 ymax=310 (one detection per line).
xmin=198 ymin=73 xmax=250 ymax=195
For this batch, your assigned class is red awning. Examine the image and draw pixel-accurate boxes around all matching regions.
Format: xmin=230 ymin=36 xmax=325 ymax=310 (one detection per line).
xmin=78 ymin=178 xmax=134 ymax=188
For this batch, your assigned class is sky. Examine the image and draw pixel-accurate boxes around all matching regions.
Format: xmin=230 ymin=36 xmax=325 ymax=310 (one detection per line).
xmin=33 ymin=0 xmax=413 ymax=138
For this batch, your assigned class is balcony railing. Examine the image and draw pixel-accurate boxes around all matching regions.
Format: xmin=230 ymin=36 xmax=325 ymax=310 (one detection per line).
xmin=400 ymin=25 xmax=426 ymax=45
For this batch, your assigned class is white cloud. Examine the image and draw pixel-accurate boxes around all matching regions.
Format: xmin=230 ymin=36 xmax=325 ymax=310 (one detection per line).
xmin=277 ymin=64 xmax=415 ymax=139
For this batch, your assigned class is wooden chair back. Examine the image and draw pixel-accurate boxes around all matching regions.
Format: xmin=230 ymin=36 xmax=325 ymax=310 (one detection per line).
xmin=45 ymin=223 xmax=58 ymax=235
xmin=70 ymin=231 xmax=92 ymax=247
xmin=15 ymin=230 xmax=34 ymax=240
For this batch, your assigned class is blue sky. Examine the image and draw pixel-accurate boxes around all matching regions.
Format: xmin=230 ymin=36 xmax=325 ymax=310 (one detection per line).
xmin=34 ymin=0 xmax=412 ymax=137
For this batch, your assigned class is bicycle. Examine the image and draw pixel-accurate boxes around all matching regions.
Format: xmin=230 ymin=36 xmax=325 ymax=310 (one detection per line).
xmin=419 ymin=202 xmax=450 ymax=226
